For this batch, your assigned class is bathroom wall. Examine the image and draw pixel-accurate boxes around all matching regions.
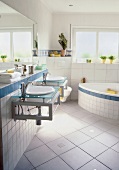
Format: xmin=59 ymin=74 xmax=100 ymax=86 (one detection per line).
xmin=0 ymin=70 xmax=47 ymax=170
xmin=1 ymin=91 xmax=37 ymax=170
xmin=46 ymin=57 xmax=119 ymax=100
xmin=71 ymin=63 xmax=119 ymax=100
xmin=46 ymin=57 xmax=71 ymax=86
xmin=51 ymin=13 xmax=119 ymax=49
xmin=1 ymin=0 xmax=53 ymax=50
xmin=0 ymin=14 xmax=33 ymax=28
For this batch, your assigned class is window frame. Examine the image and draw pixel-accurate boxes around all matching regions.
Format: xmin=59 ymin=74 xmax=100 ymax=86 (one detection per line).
xmin=72 ymin=26 xmax=119 ymax=63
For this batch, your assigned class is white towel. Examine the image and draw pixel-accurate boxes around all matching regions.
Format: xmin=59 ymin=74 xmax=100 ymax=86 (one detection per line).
xmin=0 ymin=72 xmax=21 ymax=79
xmin=0 ymin=77 xmax=21 ymax=84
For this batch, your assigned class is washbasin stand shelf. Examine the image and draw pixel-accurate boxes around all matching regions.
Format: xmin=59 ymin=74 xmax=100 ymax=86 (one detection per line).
xmin=12 ymin=87 xmax=60 ymax=125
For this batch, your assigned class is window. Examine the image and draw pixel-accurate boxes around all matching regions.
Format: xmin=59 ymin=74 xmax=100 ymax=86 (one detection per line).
xmin=13 ymin=32 xmax=32 ymax=61
xmin=0 ymin=32 xmax=10 ymax=59
xmin=73 ymin=28 xmax=119 ymax=62
xmin=0 ymin=29 xmax=32 ymax=62
xmin=98 ymin=32 xmax=118 ymax=57
xmin=76 ymin=32 xmax=96 ymax=62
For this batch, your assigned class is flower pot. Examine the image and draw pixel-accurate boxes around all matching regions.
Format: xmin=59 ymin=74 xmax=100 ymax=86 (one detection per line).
xmin=61 ymin=49 xmax=66 ymax=57
xmin=110 ymin=60 xmax=113 ymax=64
xmin=102 ymin=59 xmax=106 ymax=64
xmin=32 ymin=49 xmax=38 ymax=56
xmin=2 ymin=58 xmax=6 ymax=62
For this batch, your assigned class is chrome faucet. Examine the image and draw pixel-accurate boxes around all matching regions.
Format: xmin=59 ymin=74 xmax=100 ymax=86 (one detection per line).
xmin=22 ymin=64 xmax=27 ymax=76
xmin=42 ymin=73 xmax=48 ymax=85
xmin=21 ymin=81 xmax=32 ymax=97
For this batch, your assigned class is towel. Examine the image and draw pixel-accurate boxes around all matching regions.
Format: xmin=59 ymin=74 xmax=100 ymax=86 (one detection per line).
xmin=0 ymin=77 xmax=21 ymax=84
xmin=0 ymin=72 xmax=21 ymax=79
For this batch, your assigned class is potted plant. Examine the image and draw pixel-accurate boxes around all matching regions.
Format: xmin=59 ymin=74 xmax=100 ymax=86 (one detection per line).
xmin=1 ymin=55 xmax=7 ymax=62
xmin=100 ymin=56 xmax=107 ymax=64
xmin=58 ymin=33 xmax=67 ymax=57
xmin=108 ymin=55 xmax=115 ymax=64
xmin=86 ymin=59 xmax=92 ymax=63
xmin=33 ymin=39 xmax=38 ymax=56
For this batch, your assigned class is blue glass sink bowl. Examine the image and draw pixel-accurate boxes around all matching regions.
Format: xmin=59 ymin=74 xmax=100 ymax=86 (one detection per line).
xmin=12 ymin=86 xmax=60 ymax=99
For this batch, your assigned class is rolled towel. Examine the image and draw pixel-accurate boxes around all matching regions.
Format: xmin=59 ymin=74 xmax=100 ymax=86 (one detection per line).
xmin=0 ymin=72 xmax=21 ymax=79
xmin=0 ymin=77 xmax=21 ymax=84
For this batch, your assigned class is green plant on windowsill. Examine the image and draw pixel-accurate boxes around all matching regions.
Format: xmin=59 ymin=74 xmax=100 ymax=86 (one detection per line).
xmin=100 ymin=56 xmax=107 ymax=64
xmin=1 ymin=55 xmax=7 ymax=62
xmin=86 ymin=59 xmax=92 ymax=63
xmin=108 ymin=55 xmax=115 ymax=64
xmin=58 ymin=33 xmax=67 ymax=56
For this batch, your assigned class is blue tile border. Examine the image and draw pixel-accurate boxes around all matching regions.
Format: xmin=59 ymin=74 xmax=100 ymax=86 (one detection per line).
xmin=32 ymin=50 xmax=72 ymax=57
xmin=78 ymin=86 xmax=119 ymax=101
xmin=0 ymin=69 xmax=48 ymax=98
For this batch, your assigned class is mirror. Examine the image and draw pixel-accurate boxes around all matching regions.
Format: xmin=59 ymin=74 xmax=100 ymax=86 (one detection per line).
xmin=0 ymin=1 xmax=38 ymax=62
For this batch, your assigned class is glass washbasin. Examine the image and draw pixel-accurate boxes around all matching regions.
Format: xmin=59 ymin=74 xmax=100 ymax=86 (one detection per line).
xmin=46 ymin=76 xmax=65 ymax=81
xmin=26 ymin=84 xmax=55 ymax=95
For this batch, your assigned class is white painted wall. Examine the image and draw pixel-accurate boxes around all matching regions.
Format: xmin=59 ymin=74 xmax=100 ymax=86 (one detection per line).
xmin=1 ymin=0 xmax=53 ymax=49
xmin=49 ymin=13 xmax=119 ymax=100
xmin=0 ymin=14 xmax=33 ymax=28
xmin=52 ymin=13 xmax=119 ymax=49
xmin=1 ymin=2 xmax=119 ymax=101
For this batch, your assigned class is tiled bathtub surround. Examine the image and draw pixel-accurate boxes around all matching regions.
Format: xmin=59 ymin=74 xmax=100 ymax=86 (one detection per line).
xmin=71 ymin=63 xmax=119 ymax=100
xmin=46 ymin=60 xmax=119 ymax=100
xmin=0 ymin=70 xmax=47 ymax=170
xmin=78 ymin=88 xmax=119 ymax=120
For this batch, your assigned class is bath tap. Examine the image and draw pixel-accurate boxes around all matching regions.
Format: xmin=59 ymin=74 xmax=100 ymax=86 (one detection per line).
xmin=21 ymin=81 xmax=32 ymax=98
xmin=42 ymin=72 xmax=50 ymax=85
xmin=22 ymin=64 xmax=27 ymax=76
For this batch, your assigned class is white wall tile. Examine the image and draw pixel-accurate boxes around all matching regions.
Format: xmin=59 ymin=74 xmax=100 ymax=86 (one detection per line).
xmin=95 ymin=63 xmax=107 ymax=69
xmin=107 ymin=64 xmax=119 ymax=70
xmin=71 ymin=80 xmax=79 ymax=91
xmin=46 ymin=57 xmax=55 ymax=69
xmin=106 ymin=70 xmax=118 ymax=82
xmin=94 ymin=70 xmax=106 ymax=81
xmin=82 ymin=69 xmax=94 ymax=81
xmin=71 ymin=68 xmax=83 ymax=80
xmin=82 ymin=63 xmax=95 ymax=69
xmin=72 ymin=63 xmax=83 ymax=69
xmin=64 ymin=69 xmax=71 ymax=79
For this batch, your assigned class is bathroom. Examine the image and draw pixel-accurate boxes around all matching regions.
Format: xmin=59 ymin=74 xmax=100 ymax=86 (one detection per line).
xmin=0 ymin=0 xmax=119 ymax=170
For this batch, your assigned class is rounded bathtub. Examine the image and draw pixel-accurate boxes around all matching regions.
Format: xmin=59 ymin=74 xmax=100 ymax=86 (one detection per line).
xmin=78 ymin=83 xmax=119 ymax=120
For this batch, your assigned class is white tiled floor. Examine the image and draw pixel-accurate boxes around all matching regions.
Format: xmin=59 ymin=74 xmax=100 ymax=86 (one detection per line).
xmin=15 ymin=100 xmax=119 ymax=170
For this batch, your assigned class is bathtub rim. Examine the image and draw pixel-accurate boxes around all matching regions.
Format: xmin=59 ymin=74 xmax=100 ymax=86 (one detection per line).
xmin=79 ymin=83 xmax=119 ymax=97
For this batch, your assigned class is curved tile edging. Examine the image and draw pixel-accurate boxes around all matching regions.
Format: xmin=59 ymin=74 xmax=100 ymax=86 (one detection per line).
xmin=78 ymin=86 xmax=119 ymax=101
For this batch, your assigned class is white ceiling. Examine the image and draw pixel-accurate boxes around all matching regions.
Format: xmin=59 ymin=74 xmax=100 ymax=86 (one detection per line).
xmin=41 ymin=0 xmax=119 ymax=13
xmin=0 ymin=1 xmax=18 ymax=14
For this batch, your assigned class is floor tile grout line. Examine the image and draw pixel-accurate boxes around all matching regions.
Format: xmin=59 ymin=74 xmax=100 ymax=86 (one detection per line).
xmin=15 ymin=101 xmax=119 ymax=170
xmin=107 ymin=131 xmax=119 ymax=139
xmin=45 ymin=141 xmax=76 ymax=157
xmin=34 ymin=155 xmax=58 ymax=169
xmin=63 ymin=133 xmax=92 ymax=147
xmin=24 ymin=154 xmax=36 ymax=168
xmin=76 ymin=158 xmax=97 ymax=170
xmin=78 ymin=127 xmax=105 ymax=138
xmin=77 ymin=144 xmax=108 ymax=160
xmin=95 ymin=158 xmax=112 ymax=170
xmin=94 ymin=136 xmax=119 ymax=148
xmin=59 ymin=154 xmax=77 ymax=170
